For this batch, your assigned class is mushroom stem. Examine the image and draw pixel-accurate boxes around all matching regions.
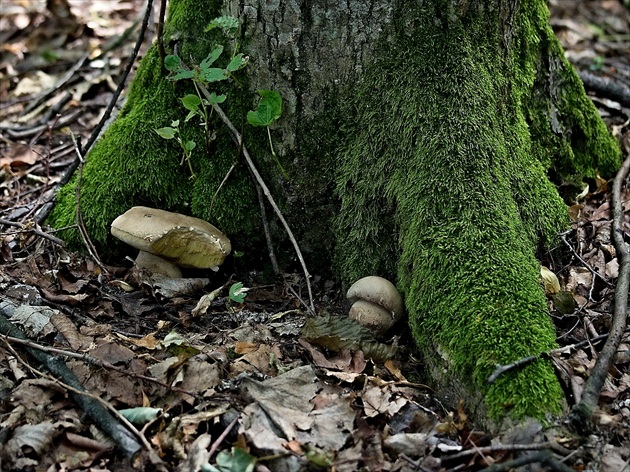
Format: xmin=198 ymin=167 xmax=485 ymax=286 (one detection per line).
xmin=135 ymin=251 xmax=182 ymax=278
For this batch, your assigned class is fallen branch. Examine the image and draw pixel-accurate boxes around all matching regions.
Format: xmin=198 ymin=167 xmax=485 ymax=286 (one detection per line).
xmin=572 ymin=150 xmax=630 ymax=424
xmin=579 ymin=70 xmax=630 ymax=108
xmin=477 ymin=450 xmax=574 ymax=472
xmin=0 ymin=300 xmax=142 ymax=460
xmin=1 ymin=333 xmax=202 ymax=401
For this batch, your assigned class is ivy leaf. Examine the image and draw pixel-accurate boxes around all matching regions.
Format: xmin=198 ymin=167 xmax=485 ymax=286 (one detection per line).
xmin=229 ymin=282 xmax=248 ymax=303
xmin=200 ymin=68 xmax=228 ymax=83
xmin=226 ymin=53 xmax=248 ymax=72
xmin=164 ymin=54 xmax=181 ymax=71
xmin=200 ymin=45 xmax=224 ymax=69
xmin=205 ymin=16 xmax=239 ymax=37
xmin=180 ymin=94 xmax=202 ymax=112
xmin=155 ymin=127 xmax=176 ymax=139
xmin=183 ymin=140 xmax=196 ymax=151
xmin=246 ymin=90 xmax=282 ymax=127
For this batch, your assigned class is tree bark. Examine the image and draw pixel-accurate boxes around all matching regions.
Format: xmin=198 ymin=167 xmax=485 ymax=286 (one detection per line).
xmin=48 ymin=0 xmax=620 ymax=426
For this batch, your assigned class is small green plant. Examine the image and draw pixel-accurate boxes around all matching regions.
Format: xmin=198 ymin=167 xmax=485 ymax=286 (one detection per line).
xmin=154 ymin=120 xmax=197 ymax=177
xmin=154 ymin=15 xmax=285 ymax=179
xmin=228 ymin=282 xmax=248 ymax=303
xmin=247 ymin=89 xmax=286 ymax=178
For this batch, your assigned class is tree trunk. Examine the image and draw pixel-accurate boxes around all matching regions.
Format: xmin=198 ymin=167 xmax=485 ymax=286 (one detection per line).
xmin=48 ymin=0 xmax=620 ymax=425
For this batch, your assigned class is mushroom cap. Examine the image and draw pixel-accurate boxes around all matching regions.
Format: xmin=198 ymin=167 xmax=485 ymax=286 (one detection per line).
xmin=111 ymin=206 xmax=231 ymax=269
xmin=346 ymin=276 xmax=404 ymax=320
xmin=349 ymin=299 xmax=396 ymax=334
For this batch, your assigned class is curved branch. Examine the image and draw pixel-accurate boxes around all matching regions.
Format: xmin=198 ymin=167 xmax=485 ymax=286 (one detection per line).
xmin=572 ymin=152 xmax=630 ymax=423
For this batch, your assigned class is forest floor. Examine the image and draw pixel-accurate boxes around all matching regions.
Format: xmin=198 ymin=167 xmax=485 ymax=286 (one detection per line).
xmin=0 ymin=1 xmax=629 ymax=471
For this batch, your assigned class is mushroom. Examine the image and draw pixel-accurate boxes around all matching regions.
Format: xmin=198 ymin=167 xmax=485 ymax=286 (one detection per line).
xmin=346 ymin=276 xmax=404 ymax=334
xmin=111 ymin=206 xmax=231 ymax=277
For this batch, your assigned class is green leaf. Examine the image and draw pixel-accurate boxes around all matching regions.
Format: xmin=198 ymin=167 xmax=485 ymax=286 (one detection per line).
xmin=183 ymin=140 xmax=196 ymax=151
xmin=180 ymin=94 xmax=202 ymax=112
xmin=171 ymin=120 xmax=180 ymax=127
xmin=164 ymin=54 xmax=181 ymax=71
xmin=229 ymin=282 xmax=248 ymax=303
xmin=226 ymin=53 xmax=248 ymax=72
xmin=119 ymin=407 xmax=162 ymax=426
xmin=170 ymin=69 xmax=195 ymax=81
xmin=206 ymin=93 xmax=227 ymax=106
xmin=155 ymin=127 xmax=176 ymax=139
xmin=184 ymin=110 xmax=197 ymax=122
xmin=205 ymin=16 xmax=239 ymax=37
xmin=200 ymin=45 xmax=224 ymax=69
xmin=200 ymin=68 xmax=228 ymax=83
xmin=202 ymin=448 xmax=256 ymax=472
xmin=246 ymin=90 xmax=282 ymax=127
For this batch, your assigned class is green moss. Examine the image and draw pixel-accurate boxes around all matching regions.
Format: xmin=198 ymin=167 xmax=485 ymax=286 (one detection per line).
xmin=48 ymin=0 xmax=267 ymax=256
xmin=334 ymin=0 xmax=618 ymax=421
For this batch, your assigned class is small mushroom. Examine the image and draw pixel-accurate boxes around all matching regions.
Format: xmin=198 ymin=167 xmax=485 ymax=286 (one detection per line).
xmin=111 ymin=206 xmax=231 ymax=277
xmin=346 ymin=276 xmax=404 ymax=334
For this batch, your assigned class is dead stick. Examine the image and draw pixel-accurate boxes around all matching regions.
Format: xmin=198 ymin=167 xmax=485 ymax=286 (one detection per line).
xmin=0 ymin=308 xmax=142 ymax=458
xmin=1 ymin=334 xmax=202 ymax=401
xmin=199 ymin=87 xmax=315 ymax=312
xmin=573 ymin=152 xmax=630 ymax=422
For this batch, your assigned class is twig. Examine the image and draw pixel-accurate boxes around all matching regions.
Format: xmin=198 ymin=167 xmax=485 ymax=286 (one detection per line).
xmin=1 ymin=333 xmax=202 ymax=401
xmin=254 ymin=179 xmax=280 ymax=274
xmin=157 ymin=0 xmax=167 ymax=69
xmin=559 ymin=231 xmax=612 ymax=286
xmin=198 ymin=86 xmax=315 ymax=312
xmin=477 ymin=450 xmax=575 ymax=472
xmin=487 ymin=328 xmax=630 ymax=384
xmin=572 ymin=151 xmax=630 ymax=423
xmin=34 ymin=0 xmax=154 ymax=225
xmin=0 ymin=218 xmax=65 ymax=246
xmin=82 ymin=0 xmax=154 ymax=156
xmin=445 ymin=441 xmax=558 ymax=462
xmin=208 ymin=416 xmax=238 ymax=459
xmin=71 ymin=134 xmax=109 ymax=274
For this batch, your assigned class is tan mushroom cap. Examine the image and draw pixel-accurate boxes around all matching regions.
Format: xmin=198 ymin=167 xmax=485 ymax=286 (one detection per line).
xmin=111 ymin=206 xmax=231 ymax=269
xmin=346 ymin=276 xmax=404 ymax=320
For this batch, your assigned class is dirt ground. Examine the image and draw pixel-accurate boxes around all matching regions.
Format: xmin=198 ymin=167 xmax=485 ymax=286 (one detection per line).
xmin=0 ymin=1 xmax=629 ymax=470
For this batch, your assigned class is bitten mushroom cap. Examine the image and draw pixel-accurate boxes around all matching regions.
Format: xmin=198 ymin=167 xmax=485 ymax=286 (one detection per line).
xmin=346 ymin=276 xmax=404 ymax=320
xmin=111 ymin=206 xmax=231 ymax=269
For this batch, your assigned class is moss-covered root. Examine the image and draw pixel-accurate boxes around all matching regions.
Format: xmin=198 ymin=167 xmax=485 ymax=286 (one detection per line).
xmin=335 ymin=0 xmax=618 ymax=422
xmin=47 ymin=0 xmax=259 ymax=254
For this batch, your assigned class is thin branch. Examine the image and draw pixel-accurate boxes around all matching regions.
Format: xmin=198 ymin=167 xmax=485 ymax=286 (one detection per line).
xmin=477 ymin=451 xmax=575 ymax=472
xmin=0 ymin=218 xmax=65 ymax=246
xmin=0 ymin=303 xmax=142 ymax=459
xmin=82 ymin=0 xmax=154 ymax=156
xmin=573 ymin=151 xmax=630 ymax=423
xmin=487 ymin=328 xmax=630 ymax=384
xmin=157 ymin=0 xmax=168 ymax=69
xmin=1 ymin=333 xmax=202 ymax=401
xmin=559 ymin=231 xmax=612 ymax=286
xmin=198 ymin=86 xmax=315 ymax=312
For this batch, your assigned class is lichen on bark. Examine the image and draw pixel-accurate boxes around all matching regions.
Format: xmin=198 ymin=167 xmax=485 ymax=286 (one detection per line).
xmin=334 ymin=0 xmax=620 ymax=421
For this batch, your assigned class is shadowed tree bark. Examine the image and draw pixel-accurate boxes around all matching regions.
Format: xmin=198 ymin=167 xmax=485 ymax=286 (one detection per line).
xmin=49 ymin=0 xmax=620 ymax=426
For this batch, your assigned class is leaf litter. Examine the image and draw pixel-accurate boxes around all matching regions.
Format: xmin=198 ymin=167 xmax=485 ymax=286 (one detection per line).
xmin=0 ymin=0 xmax=629 ymax=470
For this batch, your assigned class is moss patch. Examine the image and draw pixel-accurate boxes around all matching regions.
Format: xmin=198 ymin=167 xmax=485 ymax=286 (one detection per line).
xmin=48 ymin=0 xmax=265 ymax=257
xmin=334 ymin=0 xmax=619 ymax=420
